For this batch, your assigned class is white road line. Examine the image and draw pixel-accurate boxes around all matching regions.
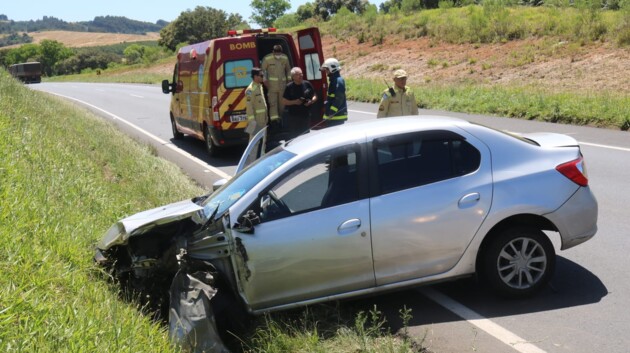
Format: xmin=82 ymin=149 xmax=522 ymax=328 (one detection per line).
xmin=45 ymin=92 xmax=231 ymax=180
xmin=579 ymin=141 xmax=630 ymax=152
xmin=349 ymin=109 xmax=376 ymax=115
xmin=420 ymin=288 xmax=547 ymax=353
xmin=130 ymin=94 xmax=144 ymax=98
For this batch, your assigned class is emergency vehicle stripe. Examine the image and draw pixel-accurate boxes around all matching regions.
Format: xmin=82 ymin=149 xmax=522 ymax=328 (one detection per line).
xmin=220 ymin=88 xmax=247 ymax=129
xmin=213 ymin=47 xmax=247 ymax=130
xmin=198 ymin=59 xmax=210 ymax=123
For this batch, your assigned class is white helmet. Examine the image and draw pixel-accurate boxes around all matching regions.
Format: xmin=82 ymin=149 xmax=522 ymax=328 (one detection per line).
xmin=320 ymin=58 xmax=341 ymax=73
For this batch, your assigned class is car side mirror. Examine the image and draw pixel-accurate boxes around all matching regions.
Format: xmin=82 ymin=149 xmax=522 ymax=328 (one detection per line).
xmin=234 ymin=210 xmax=260 ymax=234
xmin=212 ymin=178 xmax=227 ymax=192
xmin=260 ymin=194 xmax=271 ymax=210
xmin=161 ymin=79 xmax=173 ymax=94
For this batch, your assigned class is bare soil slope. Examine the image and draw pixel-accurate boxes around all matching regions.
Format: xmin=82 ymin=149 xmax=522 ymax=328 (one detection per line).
xmin=322 ymin=34 xmax=630 ymax=93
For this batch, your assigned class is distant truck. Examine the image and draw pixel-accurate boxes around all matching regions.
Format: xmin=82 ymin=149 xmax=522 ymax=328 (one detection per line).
xmin=9 ymin=62 xmax=42 ymax=84
xmin=162 ymin=27 xmax=326 ymax=157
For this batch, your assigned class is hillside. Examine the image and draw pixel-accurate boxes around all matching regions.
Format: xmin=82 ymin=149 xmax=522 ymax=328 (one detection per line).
xmin=133 ymin=33 xmax=629 ymax=95
xmin=2 ymin=30 xmax=160 ymax=49
xmin=322 ymin=35 xmax=630 ymax=94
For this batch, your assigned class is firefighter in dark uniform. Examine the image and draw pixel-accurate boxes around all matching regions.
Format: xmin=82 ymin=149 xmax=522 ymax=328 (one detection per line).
xmin=377 ymin=69 xmax=419 ymax=118
xmin=320 ymin=58 xmax=347 ymax=127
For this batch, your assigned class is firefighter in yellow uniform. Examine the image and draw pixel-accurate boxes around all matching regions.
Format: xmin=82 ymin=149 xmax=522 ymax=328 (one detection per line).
xmin=245 ymin=68 xmax=268 ymax=141
xmin=377 ymin=69 xmax=419 ymax=118
xmin=261 ymin=44 xmax=291 ymax=122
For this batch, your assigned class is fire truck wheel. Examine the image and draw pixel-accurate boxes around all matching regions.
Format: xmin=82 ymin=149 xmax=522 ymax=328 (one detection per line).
xmin=204 ymin=125 xmax=219 ymax=157
xmin=171 ymin=115 xmax=183 ymax=140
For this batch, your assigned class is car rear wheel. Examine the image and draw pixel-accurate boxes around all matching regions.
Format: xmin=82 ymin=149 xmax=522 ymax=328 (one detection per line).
xmin=204 ymin=125 xmax=219 ymax=157
xmin=483 ymin=227 xmax=555 ymax=298
xmin=171 ymin=115 xmax=183 ymax=140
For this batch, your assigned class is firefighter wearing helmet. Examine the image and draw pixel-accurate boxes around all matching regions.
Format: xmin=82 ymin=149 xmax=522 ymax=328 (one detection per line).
xmin=320 ymin=58 xmax=347 ymax=127
xmin=261 ymin=44 xmax=291 ymax=122
xmin=377 ymin=69 xmax=419 ymax=118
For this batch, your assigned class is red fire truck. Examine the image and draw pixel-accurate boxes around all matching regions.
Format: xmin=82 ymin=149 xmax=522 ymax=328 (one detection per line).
xmin=162 ymin=28 xmax=326 ymax=157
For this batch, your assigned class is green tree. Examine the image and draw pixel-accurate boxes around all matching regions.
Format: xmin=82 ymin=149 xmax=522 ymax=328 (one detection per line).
xmin=297 ymin=2 xmax=317 ymax=21
xmin=274 ymin=13 xmax=301 ymax=28
xmin=250 ymin=0 xmax=291 ymax=27
xmin=123 ymin=44 xmax=145 ymax=64
xmin=38 ymin=39 xmax=72 ymax=76
xmin=55 ymin=49 xmax=118 ymax=75
xmin=158 ymin=6 xmax=246 ymax=51
xmin=5 ymin=44 xmax=39 ymax=65
xmin=314 ymin=0 xmax=369 ymax=20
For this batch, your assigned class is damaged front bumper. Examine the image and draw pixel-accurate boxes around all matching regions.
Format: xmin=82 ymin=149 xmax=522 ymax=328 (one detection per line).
xmin=95 ymin=198 xmax=238 ymax=353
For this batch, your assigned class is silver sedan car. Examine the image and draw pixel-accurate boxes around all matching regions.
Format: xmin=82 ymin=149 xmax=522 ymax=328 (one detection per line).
xmin=96 ymin=116 xmax=597 ymax=350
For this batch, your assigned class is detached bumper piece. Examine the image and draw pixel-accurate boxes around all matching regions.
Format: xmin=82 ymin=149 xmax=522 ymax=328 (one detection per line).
xmin=169 ymin=270 xmax=230 ymax=353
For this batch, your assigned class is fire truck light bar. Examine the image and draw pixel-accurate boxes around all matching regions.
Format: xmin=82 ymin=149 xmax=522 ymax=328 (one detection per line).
xmin=227 ymin=28 xmax=277 ymax=36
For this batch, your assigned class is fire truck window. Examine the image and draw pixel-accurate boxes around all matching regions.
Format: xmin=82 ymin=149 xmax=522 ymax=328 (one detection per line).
xmin=298 ymin=35 xmax=315 ymax=50
xmin=225 ymin=60 xmax=254 ymax=88
xmin=304 ymin=53 xmax=322 ymax=81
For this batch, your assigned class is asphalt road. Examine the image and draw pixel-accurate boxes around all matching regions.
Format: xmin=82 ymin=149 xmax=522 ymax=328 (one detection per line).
xmin=31 ymin=82 xmax=630 ymax=353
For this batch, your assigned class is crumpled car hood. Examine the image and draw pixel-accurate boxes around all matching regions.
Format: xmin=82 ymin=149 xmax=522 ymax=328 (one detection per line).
xmin=98 ymin=199 xmax=204 ymax=250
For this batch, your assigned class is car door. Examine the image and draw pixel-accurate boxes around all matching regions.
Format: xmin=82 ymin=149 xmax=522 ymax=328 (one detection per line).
xmin=235 ymin=126 xmax=268 ymax=175
xmin=232 ymin=144 xmax=374 ymax=311
xmin=369 ymin=129 xmax=493 ymax=286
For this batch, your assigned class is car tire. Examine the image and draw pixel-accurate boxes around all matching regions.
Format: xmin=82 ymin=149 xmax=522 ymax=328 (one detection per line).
xmin=483 ymin=227 xmax=555 ymax=298
xmin=204 ymin=125 xmax=219 ymax=157
xmin=171 ymin=115 xmax=184 ymax=140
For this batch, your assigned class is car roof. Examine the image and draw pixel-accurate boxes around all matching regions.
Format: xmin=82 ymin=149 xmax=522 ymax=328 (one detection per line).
xmin=284 ymin=115 xmax=472 ymax=156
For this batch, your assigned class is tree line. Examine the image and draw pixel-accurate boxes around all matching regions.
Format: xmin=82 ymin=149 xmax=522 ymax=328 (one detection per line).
xmin=0 ymin=15 xmax=166 ymax=34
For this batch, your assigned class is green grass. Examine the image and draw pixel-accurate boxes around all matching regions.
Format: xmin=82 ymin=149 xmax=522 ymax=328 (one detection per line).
xmin=0 ymin=70 xmax=421 ymax=352
xmin=322 ymin=5 xmax=630 ymax=47
xmin=0 ymin=69 xmax=201 ymax=352
xmin=346 ymin=78 xmax=630 ymax=130
xmin=46 ymin=58 xmax=172 ymax=84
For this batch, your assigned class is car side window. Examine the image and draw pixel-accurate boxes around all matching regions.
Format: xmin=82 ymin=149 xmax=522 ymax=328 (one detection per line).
xmin=374 ymin=131 xmax=480 ymax=195
xmin=260 ymin=147 xmax=359 ymax=222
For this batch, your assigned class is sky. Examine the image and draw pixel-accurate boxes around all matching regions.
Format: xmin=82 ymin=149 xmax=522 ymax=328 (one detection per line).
xmin=1 ymin=0 xmax=381 ymax=25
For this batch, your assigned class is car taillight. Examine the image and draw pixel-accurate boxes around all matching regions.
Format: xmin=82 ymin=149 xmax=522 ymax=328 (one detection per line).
xmin=556 ymin=156 xmax=588 ymax=186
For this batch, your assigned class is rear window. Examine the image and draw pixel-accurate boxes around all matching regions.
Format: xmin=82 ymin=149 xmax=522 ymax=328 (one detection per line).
xmin=225 ymin=59 xmax=254 ymax=88
xmin=471 ymin=122 xmax=539 ymax=146
xmin=373 ymin=130 xmax=481 ymax=194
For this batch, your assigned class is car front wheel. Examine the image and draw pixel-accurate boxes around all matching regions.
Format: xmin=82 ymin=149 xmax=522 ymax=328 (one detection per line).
xmin=483 ymin=227 xmax=555 ymax=298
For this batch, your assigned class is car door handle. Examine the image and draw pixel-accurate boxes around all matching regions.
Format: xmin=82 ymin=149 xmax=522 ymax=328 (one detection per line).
xmin=338 ymin=218 xmax=361 ymax=234
xmin=458 ymin=192 xmax=480 ymax=208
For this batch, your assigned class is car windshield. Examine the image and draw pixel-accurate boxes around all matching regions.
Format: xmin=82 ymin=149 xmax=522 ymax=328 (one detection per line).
xmin=200 ymin=148 xmax=295 ymax=221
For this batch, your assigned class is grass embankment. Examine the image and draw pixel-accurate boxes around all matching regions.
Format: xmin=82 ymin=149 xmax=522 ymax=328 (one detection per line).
xmin=347 ymin=79 xmax=630 ymax=130
xmin=0 ymin=71 xmax=420 ymax=352
xmin=0 ymin=69 xmax=200 ymax=352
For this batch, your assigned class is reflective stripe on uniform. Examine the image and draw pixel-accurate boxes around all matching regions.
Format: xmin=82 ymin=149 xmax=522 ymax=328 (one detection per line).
xmin=255 ymin=109 xmax=267 ymax=113
xmin=328 ymin=93 xmax=335 ymax=98
xmin=329 ymin=114 xmax=347 ymax=120
xmin=330 ymin=106 xmax=338 ymax=112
